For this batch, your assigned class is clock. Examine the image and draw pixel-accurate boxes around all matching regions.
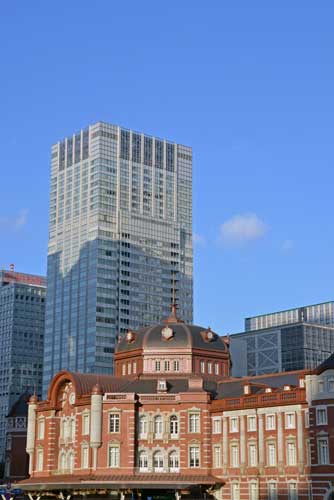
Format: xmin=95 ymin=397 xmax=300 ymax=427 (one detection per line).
xmin=161 ymin=326 xmax=174 ymax=340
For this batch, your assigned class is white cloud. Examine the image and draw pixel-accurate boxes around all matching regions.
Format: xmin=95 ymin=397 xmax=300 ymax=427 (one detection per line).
xmin=0 ymin=209 xmax=29 ymax=230
xmin=219 ymin=213 xmax=268 ymax=245
xmin=193 ymin=232 xmax=206 ymax=246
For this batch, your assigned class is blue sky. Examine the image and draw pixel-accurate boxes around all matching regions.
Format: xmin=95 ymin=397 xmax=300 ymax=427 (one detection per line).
xmin=1 ymin=1 xmax=334 ymax=334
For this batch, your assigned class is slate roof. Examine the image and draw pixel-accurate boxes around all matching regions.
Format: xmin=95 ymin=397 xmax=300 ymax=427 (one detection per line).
xmin=315 ymin=352 xmax=334 ymax=374
xmin=115 ymin=322 xmax=227 ymax=353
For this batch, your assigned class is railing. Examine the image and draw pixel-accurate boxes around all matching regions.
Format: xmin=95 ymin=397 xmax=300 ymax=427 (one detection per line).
xmin=140 ymin=395 xmax=177 ymax=402
xmin=212 ymin=388 xmax=306 ymax=411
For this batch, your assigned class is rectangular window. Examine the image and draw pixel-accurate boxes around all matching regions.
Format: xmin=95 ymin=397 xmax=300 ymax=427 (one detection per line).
xmin=267 ymin=443 xmax=276 ymax=466
xmin=247 ymin=415 xmax=257 ymax=432
xmin=287 ymin=442 xmax=297 ymax=465
xmin=214 ymin=446 xmax=221 ymax=468
xmin=189 ymin=446 xmax=200 ymax=468
xmin=249 ymin=482 xmax=258 ymax=500
xmin=164 ymin=360 xmax=170 ymax=371
xmin=285 ymin=412 xmax=296 ymax=429
xmin=155 ymin=360 xmax=161 ymax=372
xmin=173 ymin=360 xmax=179 ymax=371
xmin=328 ymin=378 xmax=334 ymax=392
xmin=108 ymin=446 xmax=120 ymax=468
xmin=318 ymin=438 xmax=329 ymax=464
xmin=109 ymin=413 xmax=120 ymax=433
xmin=189 ymin=413 xmax=200 ymax=433
xmin=213 ymin=418 xmax=221 ymax=434
xmin=268 ymin=482 xmax=278 ymax=500
xmin=82 ymin=414 xmax=90 ymax=435
xmin=304 ymin=410 xmax=309 ymax=428
xmin=200 ymin=361 xmax=205 ymax=373
xmin=288 ymin=482 xmax=298 ymax=500
xmin=230 ymin=416 xmax=239 ymax=433
xmin=208 ymin=362 xmax=212 ymax=374
xmin=81 ymin=446 xmax=89 ymax=468
xmin=215 ymin=363 xmax=219 ymax=375
xmin=316 ymin=408 xmax=327 ymax=425
xmin=266 ymin=414 xmax=276 ymax=430
xmin=36 ymin=449 xmax=43 ymax=471
xmin=231 ymin=483 xmax=240 ymax=500
xmin=133 ymin=361 xmax=137 ymax=374
xmin=248 ymin=443 xmax=257 ymax=466
xmin=38 ymin=419 xmax=45 ymax=440
xmin=231 ymin=444 xmax=239 ymax=467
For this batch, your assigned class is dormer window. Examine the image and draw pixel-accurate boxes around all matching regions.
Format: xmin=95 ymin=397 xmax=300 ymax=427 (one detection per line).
xmin=157 ymin=380 xmax=167 ymax=392
xmin=126 ymin=330 xmax=136 ymax=343
xmin=244 ymin=385 xmax=250 ymax=395
xmin=299 ymin=378 xmax=305 ymax=388
xmin=265 ymin=387 xmax=272 ymax=393
xmin=283 ymin=385 xmax=291 ymax=391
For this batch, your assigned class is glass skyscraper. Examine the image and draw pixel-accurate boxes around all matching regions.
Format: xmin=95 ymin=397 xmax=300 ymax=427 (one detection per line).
xmin=43 ymin=122 xmax=193 ymax=394
xmin=230 ymin=301 xmax=334 ymax=376
xmin=0 ymin=269 xmax=46 ymax=461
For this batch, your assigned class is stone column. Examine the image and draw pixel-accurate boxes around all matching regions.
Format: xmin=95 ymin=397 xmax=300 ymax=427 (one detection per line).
xmin=297 ymin=410 xmax=304 ymax=472
xmin=258 ymin=414 xmax=264 ymax=469
xmin=277 ymin=411 xmax=284 ymax=470
xmin=26 ymin=395 xmax=38 ymax=474
xmin=240 ymin=415 xmax=246 ymax=470
xmin=90 ymin=384 xmax=103 ymax=470
xmin=222 ymin=416 xmax=228 ymax=474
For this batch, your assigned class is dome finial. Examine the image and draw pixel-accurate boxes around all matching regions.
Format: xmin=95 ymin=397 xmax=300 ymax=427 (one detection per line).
xmin=164 ymin=272 xmax=183 ymax=324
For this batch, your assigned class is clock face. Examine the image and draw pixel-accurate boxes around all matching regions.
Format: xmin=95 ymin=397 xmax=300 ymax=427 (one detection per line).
xmin=206 ymin=330 xmax=214 ymax=341
xmin=161 ymin=326 xmax=174 ymax=340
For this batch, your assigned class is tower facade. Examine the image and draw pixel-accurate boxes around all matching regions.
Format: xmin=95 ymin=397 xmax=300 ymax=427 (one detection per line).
xmin=0 ymin=269 xmax=46 ymax=461
xmin=43 ymin=122 xmax=193 ymax=393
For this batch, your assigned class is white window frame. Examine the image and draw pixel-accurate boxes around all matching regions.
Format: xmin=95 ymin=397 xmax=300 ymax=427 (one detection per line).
xmin=38 ymin=418 xmax=45 ymax=440
xmin=285 ymin=412 xmax=296 ymax=429
xmin=214 ymin=363 xmax=219 ymax=375
xmin=168 ymin=450 xmax=180 ymax=472
xmin=304 ymin=409 xmax=309 ymax=428
xmin=170 ymin=415 xmax=179 ymax=437
xmin=288 ymin=482 xmax=298 ymax=500
xmin=249 ymin=481 xmax=258 ymax=500
xmin=153 ymin=451 xmax=164 ymax=472
xmin=82 ymin=413 xmax=90 ymax=435
xmin=230 ymin=416 xmax=239 ymax=433
xmin=266 ymin=414 xmax=276 ymax=430
xmin=267 ymin=442 xmax=276 ymax=466
xmin=268 ymin=481 xmax=278 ymax=500
xmin=108 ymin=445 xmax=120 ymax=468
xmin=231 ymin=483 xmax=240 ymax=500
xmin=109 ymin=413 xmax=120 ymax=433
xmin=287 ymin=441 xmax=297 ymax=465
xmin=154 ymin=415 xmax=163 ymax=438
xmin=213 ymin=445 xmax=221 ymax=468
xmin=36 ymin=448 xmax=44 ymax=471
xmin=139 ymin=415 xmax=148 ymax=438
xmin=200 ymin=361 xmax=205 ymax=373
xmin=189 ymin=413 xmax=200 ymax=433
xmin=138 ymin=450 xmax=148 ymax=472
xmin=213 ymin=417 xmax=221 ymax=434
xmin=318 ymin=437 xmax=329 ymax=464
xmin=230 ymin=443 xmax=239 ymax=467
xmin=189 ymin=445 xmax=200 ymax=468
xmin=316 ymin=407 xmax=327 ymax=425
xmin=81 ymin=445 xmax=89 ymax=469
xmin=247 ymin=415 xmax=257 ymax=432
xmin=248 ymin=442 xmax=257 ymax=466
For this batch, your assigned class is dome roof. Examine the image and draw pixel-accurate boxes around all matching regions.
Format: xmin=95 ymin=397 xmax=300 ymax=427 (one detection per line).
xmin=115 ymin=321 xmax=228 ymax=354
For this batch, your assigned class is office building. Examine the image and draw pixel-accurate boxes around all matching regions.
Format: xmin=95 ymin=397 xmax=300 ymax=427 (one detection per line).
xmin=0 ymin=268 xmax=46 ymax=462
xmin=230 ymin=301 xmax=334 ymax=376
xmin=20 ymin=309 xmax=334 ymax=500
xmin=43 ymin=122 xmax=193 ymax=394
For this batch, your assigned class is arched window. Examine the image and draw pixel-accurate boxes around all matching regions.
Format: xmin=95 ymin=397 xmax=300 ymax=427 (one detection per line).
xmin=168 ymin=451 xmax=179 ymax=472
xmin=139 ymin=415 xmax=148 ymax=438
xmin=138 ymin=450 xmax=148 ymax=472
xmin=70 ymin=418 xmax=76 ymax=441
xmin=67 ymin=450 xmax=74 ymax=473
xmin=153 ymin=450 xmax=164 ymax=472
xmin=154 ymin=415 xmax=163 ymax=438
xmin=170 ymin=415 xmax=178 ymax=437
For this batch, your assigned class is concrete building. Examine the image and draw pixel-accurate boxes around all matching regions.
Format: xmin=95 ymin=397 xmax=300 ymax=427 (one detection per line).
xmin=230 ymin=302 xmax=334 ymax=377
xmin=43 ymin=122 xmax=193 ymax=394
xmin=18 ymin=309 xmax=334 ymax=500
xmin=0 ymin=268 xmax=46 ymax=462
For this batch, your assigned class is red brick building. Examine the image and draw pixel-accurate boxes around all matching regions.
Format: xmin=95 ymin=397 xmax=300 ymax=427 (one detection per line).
xmin=19 ymin=310 xmax=334 ymax=499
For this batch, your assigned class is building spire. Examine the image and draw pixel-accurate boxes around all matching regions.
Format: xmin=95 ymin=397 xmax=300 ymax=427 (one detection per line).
xmin=164 ymin=272 xmax=183 ymax=324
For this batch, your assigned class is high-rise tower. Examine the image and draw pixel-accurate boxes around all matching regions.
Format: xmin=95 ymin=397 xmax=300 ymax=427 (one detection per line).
xmin=43 ymin=122 xmax=193 ymax=393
